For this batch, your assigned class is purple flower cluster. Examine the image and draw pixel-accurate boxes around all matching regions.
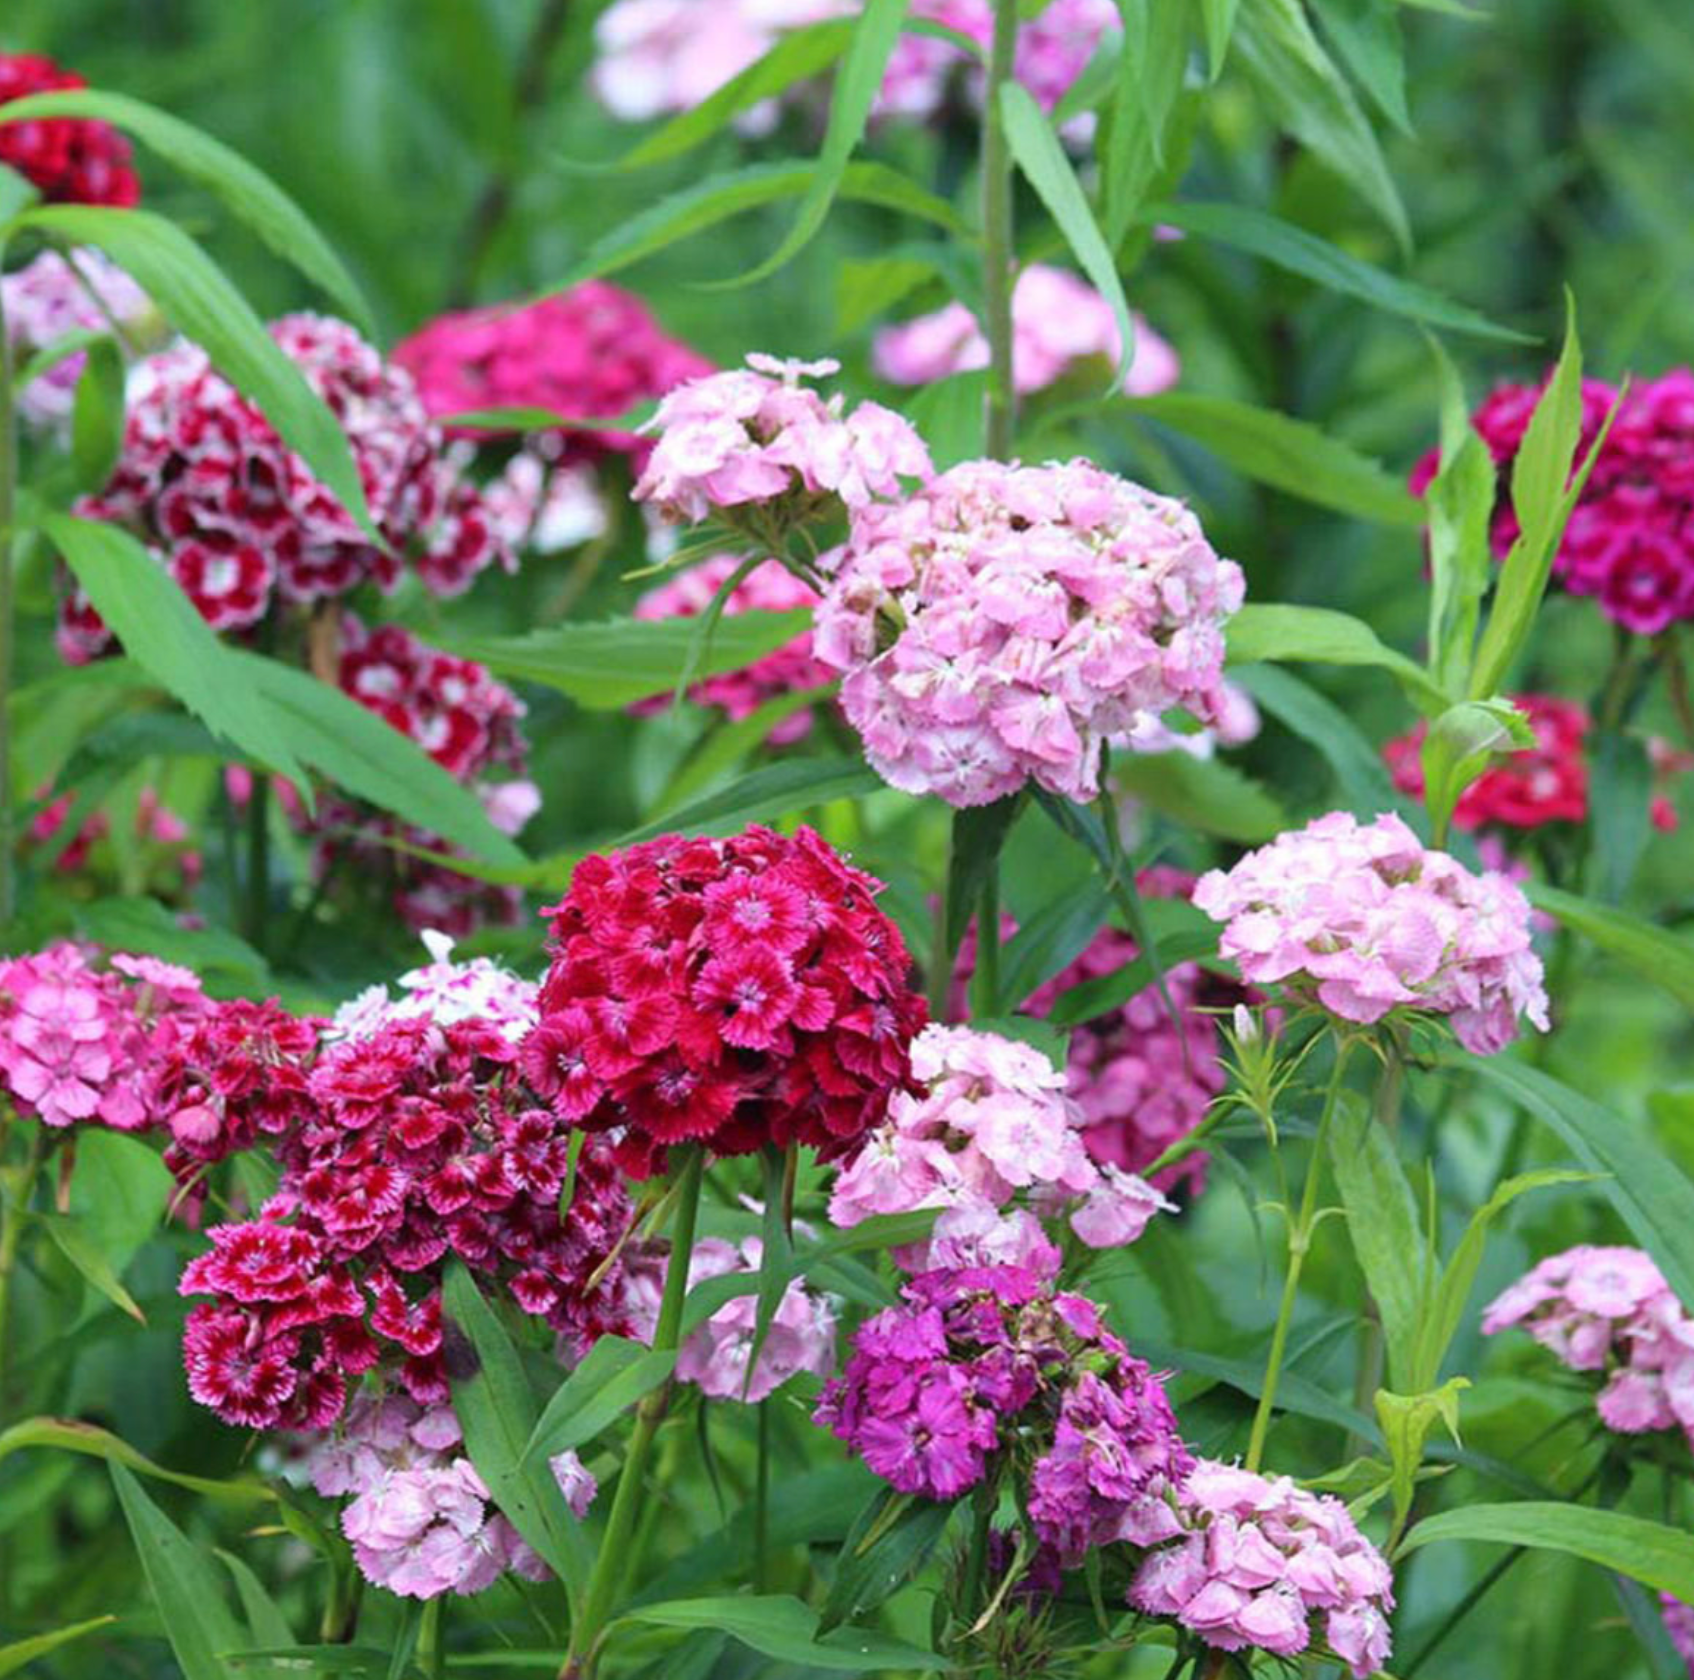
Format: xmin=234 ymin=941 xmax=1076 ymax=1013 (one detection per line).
xmin=1193 ymin=811 xmax=1548 ymax=1055
xmin=1662 ymin=1594 xmax=1694 ymax=1674
xmin=1482 ymin=1245 xmax=1694 ymax=1442
xmin=814 ymin=459 xmax=1244 ymax=808
xmin=816 ymin=1264 xmax=1191 ymax=1563
xmin=1124 ymin=1459 xmax=1396 ymax=1677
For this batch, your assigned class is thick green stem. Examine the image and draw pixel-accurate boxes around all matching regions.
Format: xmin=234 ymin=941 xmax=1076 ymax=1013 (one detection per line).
xmin=980 ymin=0 xmax=1019 ymax=462
xmin=418 ymin=1596 xmax=445 ymax=1680
xmin=951 ymin=1475 xmax=997 ymax=1661
xmin=1245 ymin=1039 xmax=1352 ymax=1472
xmin=969 ymin=865 xmax=1000 ymax=1018
xmin=562 ymin=1145 xmax=705 ymax=1678
xmin=754 ymin=1400 xmax=771 ymax=1594
xmin=928 ymin=815 xmax=956 ymax=1021
xmin=0 ymin=279 xmax=16 ymax=929
xmin=1350 ymin=1044 xmax=1405 ymax=1445
xmin=0 ymin=1119 xmax=41 ymax=1413
xmin=244 ymin=772 xmax=271 ymax=953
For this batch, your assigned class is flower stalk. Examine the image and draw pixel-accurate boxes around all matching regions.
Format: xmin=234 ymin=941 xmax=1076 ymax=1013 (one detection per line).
xmin=0 ymin=278 xmax=16 ymax=930
xmin=981 ymin=0 xmax=1019 ymax=462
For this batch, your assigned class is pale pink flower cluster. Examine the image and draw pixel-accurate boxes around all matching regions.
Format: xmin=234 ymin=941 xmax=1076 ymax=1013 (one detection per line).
xmin=1 ymin=247 xmax=152 ymax=431
xmin=815 ymin=459 xmax=1244 ymax=806
xmin=306 ymin=1393 xmax=594 ymax=1599
xmin=623 ymin=1234 xmax=836 ymax=1403
xmin=873 ymin=266 xmax=1180 ymax=399
xmin=330 ymin=931 xmax=539 ymax=1044
xmin=1124 ymin=1459 xmax=1395 ymax=1677
xmin=1192 ymin=812 xmax=1549 ymax=1055
xmin=1482 ymin=1245 xmax=1694 ymax=1443
xmin=481 ymin=451 xmax=610 ymax=555
xmin=633 ymin=354 xmax=931 ymax=526
xmin=828 ymin=1024 xmax=1172 ymax=1259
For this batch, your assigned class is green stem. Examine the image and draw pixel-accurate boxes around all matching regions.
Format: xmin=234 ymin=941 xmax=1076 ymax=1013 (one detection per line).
xmin=418 ymin=1595 xmax=444 ymax=1680
xmin=928 ymin=814 xmax=957 ymax=1021
xmin=980 ymin=0 xmax=1018 ymax=462
xmin=1245 ymin=1038 xmax=1352 ymax=1472
xmin=1349 ymin=1043 xmax=1405 ymax=1451
xmin=0 ymin=276 xmax=17 ymax=929
xmin=754 ymin=1400 xmax=771 ymax=1594
xmin=953 ymin=1475 xmax=997 ymax=1654
xmin=969 ymin=863 xmax=1000 ymax=1018
xmin=244 ymin=772 xmax=270 ymax=953
xmin=562 ymin=1145 xmax=706 ymax=1679
xmin=0 ymin=1119 xmax=41 ymax=1414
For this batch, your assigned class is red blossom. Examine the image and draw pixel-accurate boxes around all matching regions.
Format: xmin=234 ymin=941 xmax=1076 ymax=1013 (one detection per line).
xmin=0 ymin=54 xmax=140 ymax=207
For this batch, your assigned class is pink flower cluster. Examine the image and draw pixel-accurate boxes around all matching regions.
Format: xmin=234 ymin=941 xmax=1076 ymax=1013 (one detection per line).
xmin=2 ymin=248 xmax=152 ymax=432
xmin=27 ymin=784 xmax=201 ymax=898
xmin=633 ymin=556 xmax=830 ymax=743
xmin=817 ymin=1263 xmax=1192 ymax=1563
xmin=392 ymin=283 xmax=712 ymax=465
xmin=305 ymin=1392 xmax=595 ymax=1599
xmin=1482 ymin=1245 xmax=1694 ymax=1443
xmin=815 ymin=459 xmax=1245 ymax=807
xmin=1192 ymin=811 xmax=1549 ymax=1055
xmin=526 ymin=824 xmax=927 ymax=1177
xmin=332 ymin=931 xmax=538 ymax=1043
xmin=61 ymin=315 xmax=509 ymax=662
xmin=827 ymin=1023 xmax=1173 ymax=1256
xmin=483 ymin=453 xmax=608 ymax=555
xmin=1124 ymin=1459 xmax=1395 ymax=1677
xmin=633 ymin=354 xmax=931 ymax=527
xmin=624 ymin=1234 xmax=836 ymax=1403
xmin=1384 ymin=693 xmax=1685 ymax=835
xmin=0 ymin=52 xmax=141 ymax=207
xmin=1411 ymin=369 xmax=1694 ymax=635
xmin=873 ymin=265 xmax=1180 ymax=399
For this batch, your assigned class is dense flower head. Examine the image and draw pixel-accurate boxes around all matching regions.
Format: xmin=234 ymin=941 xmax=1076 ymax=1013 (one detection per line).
xmin=815 ymin=459 xmax=1245 ymax=807
xmin=817 ymin=1264 xmax=1191 ymax=1559
xmin=1482 ymin=1244 xmax=1694 ymax=1444
xmin=527 ymin=824 xmax=927 ymax=1177
xmin=1410 ymin=369 xmax=1694 ymax=635
xmin=827 ymin=1023 xmax=1173 ymax=1256
xmin=392 ymin=283 xmax=712 ymax=464
xmin=304 ymin=1391 xmax=595 ymax=1598
xmin=0 ymin=53 xmax=141 ymax=206
xmin=1124 ymin=1458 xmax=1395 ymax=1677
xmin=633 ymin=354 xmax=932 ymax=527
xmin=61 ymin=315 xmax=509 ymax=661
xmin=482 ymin=453 xmax=609 ymax=555
xmin=2 ymin=249 xmax=153 ymax=432
xmin=1192 ymin=811 xmax=1549 ymax=1055
xmin=1384 ymin=693 xmax=1685 ymax=834
xmin=633 ymin=555 xmax=829 ymax=742
xmin=874 ymin=265 xmax=1179 ymax=399
xmin=333 ymin=931 xmax=539 ymax=1044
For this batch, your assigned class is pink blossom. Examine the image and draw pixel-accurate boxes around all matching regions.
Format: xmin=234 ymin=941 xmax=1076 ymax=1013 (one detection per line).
xmin=1661 ymin=1595 xmax=1694 ymax=1673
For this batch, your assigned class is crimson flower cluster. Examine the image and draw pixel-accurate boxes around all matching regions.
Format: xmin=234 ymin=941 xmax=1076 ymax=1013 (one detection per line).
xmin=61 ymin=315 xmax=509 ymax=661
xmin=182 ymin=1012 xmax=634 ymax=1432
xmin=392 ymin=282 xmax=712 ymax=466
xmin=0 ymin=53 xmax=140 ymax=206
xmin=816 ymin=1263 xmax=1192 ymax=1563
xmin=525 ymin=825 xmax=927 ymax=1177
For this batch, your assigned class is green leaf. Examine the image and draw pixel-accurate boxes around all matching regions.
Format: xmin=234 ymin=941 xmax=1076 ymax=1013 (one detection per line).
xmin=222 ymin=650 xmax=524 ymax=866
xmin=0 ymin=159 xmax=40 ymax=221
xmin=999 ymin=878 xmax=1113 ymax=1010
xmin=619 ymin=1595 xmax=947 ymax=1672
xmin=619 ymin=758 xmax=884 ymax=845
xmin=523 ymin=1336 xmax=676 ymax=1461
xmin=0 ymin=1418 xmax=274 ymax=1503
xmin=1418 ymin=697 xmax=1532 ymax=844
xmin=73 ymin=895 xmax=271 ymax=988
xmin=1110 ymin=751 xmax=1288 ymax=843
xmin=944 ymin=795 xmax=1024 ymax=958
xmin=1101 ymin=0 xmax=1195 ymax=243
xmin=1400 ymin=1504 xmax=1694 ymax=1600
xmin=1376 ymin=1379 xmax=1468 ymax=1530
xmin=904 ymin=369 xmax=988 ymax=470
xmin=66 ymin=1128 xmax=175 ymax=1285
xmin=0 ymin=1617 xmax=117 ymax=1677
xmin=1308 ymin=0 xmax=1410 ymax=132
xmin=42 ymin=514 xmax=307 ymax=786
xmin=1329 ymin=1094 xmax=1423 ymax=1391
xmin=729 ymin=0 xmax=910 ymax=284
xmin=454 ymin=611 xmax=811 ymax=711
xmin=655 ymin=686 xmax=836 ymax=814
xmin=18 ymin=207 xmax=377 ymax=545
xmin=1001 ymin=81 xmax=1137 ymax=390
xmin=819 ymin=1491 xmax=953 ymax=1635
xmin=1460 ymin=1054 xmax=1694 ymax=1309
xmin=1226 ymin=601 xmax=1447 ymax=712
xmin=1588 ymin=730 xmax=1653 ymax=904
xmin=69 ymin=335 xmax=126 ymax=495
xmin=442 ymin=1264 xmax=592 ymax=1602
xmin=1131 ymin=1337 xmax=1380 ymax=1441
xmin=618 ymin=22 xmax=856 ymax=168
xmin=1200 ymin=0 xmax=1243 ymax=77
xmin=218 ymin=1550 xmax=294 ymax=1650
xmin=1121 ymin=391 xmax=1422 ymax=526
xmin=1047 ymin=918 xmax=1219 ymax=1028
xmin=968 ymin=1015 xmax=1071 ymax=1070
xmin=1144 ymin=200 xmax=1528 ymax=341
xmin=0 ymin=89 xmax=370 ymax=328
xmin=1526 ymin=883 xmax=1694 ymax=1015
xmin=42 ymin=1213 xmax=147 ymax=1323
xmin=111 ymin=1462 xmax=249 ymax=1680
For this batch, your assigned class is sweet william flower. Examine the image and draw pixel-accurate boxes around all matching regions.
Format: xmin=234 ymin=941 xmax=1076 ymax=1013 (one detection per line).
xmin=0 ymin=53 xmax=140 ymax=206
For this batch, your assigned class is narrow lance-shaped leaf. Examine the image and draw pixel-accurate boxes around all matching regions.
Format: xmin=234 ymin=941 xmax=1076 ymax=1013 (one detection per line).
xmin=0 ymin=1416 xmax=275 ymax=1502
xmin=0 ymin=1618 xmax=117 ymax=1678
xmin=1526 ymin=883 xmax=1694 ymax=1016
xmin=1226 ymin=601 xmax=1447 ymax=713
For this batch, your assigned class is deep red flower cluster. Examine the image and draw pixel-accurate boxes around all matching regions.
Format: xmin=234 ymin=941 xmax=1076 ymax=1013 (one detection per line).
xmin=526 ymin=825 xmax=927 ymax=1177
xmin=392 ymin=283 xmax=712 ymax=465
xmin=0 ymin=54 xmax=140 ymax=207
xmin=181 ymin=1014 xmax=635 ymax=1432
xmin=1383 ymin=693 xmax=1684 ymax=833
xmin=1411 ymin=370 xmax=1694 ymax=635
xmin=60 ymin=315 xmax=510 ymax=662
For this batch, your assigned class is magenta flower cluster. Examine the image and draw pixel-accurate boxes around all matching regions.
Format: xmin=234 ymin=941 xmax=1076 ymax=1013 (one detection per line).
xmin=305 ymin=1392 xmax=595 ymax=1599
xmin=814 ymin=459 xmax=1244 ymax=807
xmin=873 ymin=264 xmax=1180 ymax=399
xmin=1482 ymin=1245 xmax=1694 ymax=1442
xmin=1662 ymin=1595 xmax=1694 ymax=1674
xmin=816 ymin=1263 xmax=1192 ymax=1562
xmin=1124 ymin=1459 xmax=1395 ymax=1677
xmin=633 ymin=353 xmax=931 ymax=527
xmin=1192 ymin=811 xmax=1549 ymax=1055
xmin=827 ymin=1023 xmax=1172 ymax=1257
